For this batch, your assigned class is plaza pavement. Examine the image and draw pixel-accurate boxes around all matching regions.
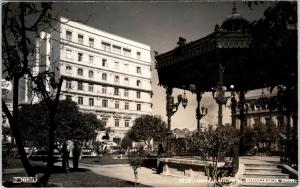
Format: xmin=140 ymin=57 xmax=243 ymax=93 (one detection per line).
xmin=79 ymin=162 xmax=211 ymax=187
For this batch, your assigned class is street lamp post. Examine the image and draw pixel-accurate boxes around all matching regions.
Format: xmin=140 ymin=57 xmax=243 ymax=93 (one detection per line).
xmin=189 ymin=84 xmax=208 ymax=131
xmin=212 ymin=64 xmax=232 ymax=126
xmin=165 ymin=87 xmax=188 ymax=153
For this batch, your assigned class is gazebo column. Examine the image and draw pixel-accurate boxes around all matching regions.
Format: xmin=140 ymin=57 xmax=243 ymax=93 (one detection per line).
xmin=239 ymin=90 xmax=246 ymax=155
xmin=166 ymin=87 xmax=173 ymax=131
xmin=165 ymin=87 xmax=173 ymax=153
xmin=196 ymin=92 xmax=206 ymax=131
xmin=231 ymin=92 xmax=239 ymax=175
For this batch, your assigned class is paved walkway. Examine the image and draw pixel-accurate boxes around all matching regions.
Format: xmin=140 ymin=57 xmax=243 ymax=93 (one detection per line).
xmin=79 ymin=163 xmax=211 ymax=187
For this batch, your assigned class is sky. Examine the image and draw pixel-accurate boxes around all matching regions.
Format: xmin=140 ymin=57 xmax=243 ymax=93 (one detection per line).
xmin=50 ymin=1 xmax=270 ymax=130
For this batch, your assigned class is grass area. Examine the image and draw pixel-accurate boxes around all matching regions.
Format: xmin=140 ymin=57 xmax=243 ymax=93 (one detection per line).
xmin=79 ymin=155 xmax=129 ymax=165
xmin=2 ymin=158 xmax=146 ymax=187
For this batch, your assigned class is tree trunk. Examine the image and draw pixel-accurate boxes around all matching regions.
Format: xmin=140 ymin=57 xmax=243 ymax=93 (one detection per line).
xmin=3 ymin=79 xmax=36 ymax=177
xmin=36 ymin=79 xmax=63 ymax=186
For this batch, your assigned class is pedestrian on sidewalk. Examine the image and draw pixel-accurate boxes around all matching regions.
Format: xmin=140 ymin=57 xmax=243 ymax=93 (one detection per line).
xmin=157 ymin=143 xmax=164 ymax=174
xmin=62 ymin=141 xmax=70 ymax=172
xmin=73 ymin=140 xmax=81 ymax=170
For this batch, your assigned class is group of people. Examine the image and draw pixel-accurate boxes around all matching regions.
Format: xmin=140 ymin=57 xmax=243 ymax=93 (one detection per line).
xmin=62 ymin=140 xmax=81 ymax=172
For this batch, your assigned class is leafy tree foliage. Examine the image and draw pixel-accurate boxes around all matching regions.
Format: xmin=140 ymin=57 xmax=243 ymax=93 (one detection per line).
xmin=129 ymin=115 xmax=168 ymax=149
xmin=244 ymin=120 xmax=279 ymax=152
xmin=120 ymin=133 xmax=133 ymax=149
xmin=128 ymin=145 xmax=146 ymax=187
xmin=18 ymin=100 xmax=104 ymax=148
xmin=188 ymin=126 xmax=240 ymax=186
xmin=250 ymin=2 xmax=297 ymax=89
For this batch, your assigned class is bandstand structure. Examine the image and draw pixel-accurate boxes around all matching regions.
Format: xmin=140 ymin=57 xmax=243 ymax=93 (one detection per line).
xmin=155 ymin=4 xmax=297 ymax=174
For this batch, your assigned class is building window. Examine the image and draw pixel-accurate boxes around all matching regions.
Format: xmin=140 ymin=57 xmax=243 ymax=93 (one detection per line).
xmin=102 ymin=73 xmax=107 ymax=81
xmin=77 ymin=68 xmax=83 ymax=76
xmin=125 ymin=120 xmax=129 ymax=127
xmin=89 ymin=98 xmax=94 ymax=106
xmin=66 ymin=80 xmax=72 ymax=89
xmin=137 ymin=91 xmax=141 ymax=99
xmin=78 ymin=34 xmax=83 ymax=44
xmin=66 ymin=49 xmax=73 ymax=59
xmin=114 ymin=62 xmax=119 ymax=69
xmin=137 ymin=104 xmax=141 ymax=111
xmin=66 ymin=66 xmax=72 ymax=73
xmin=78 ymin=53 xmax=83 ymax=61
xmin=124 ymin=78 xmax=129 ymax=85
xmin=102 ymin=99 xmax=108 ymax=107
xmin=102 ymin=42 xmax=111 ymax=52
xmin=102 ymin=86 xmax=107 ymax=94
xmin=124 ymin=89 xmax=129 ymax=97
xmin=78 ymin=81 xmax=83 ymax=90
xmin=66 ymin=31 xmax=72 ymax=41
xmin=114 ymin=88 xmax=119 ymax=96
xmin=115 ymin=119 xmax=120 ymax=127
xmin=89 ymin=55 xmax=94 ymax=63
xmin=125 ymin=102 xmax=129 ymax=110
xmin=114 ymin=76 xmax=119 ymax=83
xmin=88 ymin=70 xmax=94 ymax=78
xmin=123 ymin=48 xmax=131 ymax=57
xmin=78 ymin=97 xmax=83 ymax=105
xmin=137 ymin=80 xmax=141 ymax=87
xmin=66 ymin=95 xmax=72 ymax=101
xmin=88 ymin=83 xmax=93 ymax=92
xmin=115 ymin=101 xmax=119 ymax=109
xmin=102 ymin=118 xmax=108 ymax=126
xmin=89 ymin=38 xmax=94 ymax=47
xmin=102 ymin=59 xmax=107 ymax=67
xmin=113 ymin=45 xmax=121 ymax=54
xmin=137 ymin=51 xmax=141 ymax=59
xmin=124 ymin=63 xmax=129 ymax=70
xmin=137 ymin=67 xmax=141 ymax=74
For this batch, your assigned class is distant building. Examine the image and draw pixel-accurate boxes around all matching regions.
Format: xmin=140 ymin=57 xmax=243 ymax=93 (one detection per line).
xmin=32 ymin=17 xmax=153 ymax=144
xmin=235 ymin=89 xmax=293 ymax=152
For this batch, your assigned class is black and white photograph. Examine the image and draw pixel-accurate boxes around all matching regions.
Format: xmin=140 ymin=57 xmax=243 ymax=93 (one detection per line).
xmin=1 ymin=1 xmax=298 ymax=187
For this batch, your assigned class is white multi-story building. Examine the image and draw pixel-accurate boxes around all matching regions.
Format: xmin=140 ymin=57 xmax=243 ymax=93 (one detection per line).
xmin=34 ymin=17 xmax=153 ymax=144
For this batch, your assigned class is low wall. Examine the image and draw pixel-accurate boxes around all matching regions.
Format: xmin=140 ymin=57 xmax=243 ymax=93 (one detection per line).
xmin=159 ymin=158 xmax=227 ymax=178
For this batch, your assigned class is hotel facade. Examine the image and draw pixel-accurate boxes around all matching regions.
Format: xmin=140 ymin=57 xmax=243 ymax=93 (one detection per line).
xmin=34 ymin=17 xmax=153 ymax=144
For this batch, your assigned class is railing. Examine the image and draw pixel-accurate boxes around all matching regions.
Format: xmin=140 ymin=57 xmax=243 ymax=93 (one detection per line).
xmin=280 ymin=138 xmax=298 ymax=170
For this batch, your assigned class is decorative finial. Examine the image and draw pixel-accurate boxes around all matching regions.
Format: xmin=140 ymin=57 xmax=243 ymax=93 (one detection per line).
xmin=232 ymin=1 xmax=237 ymax=14
xmin=177 ymin=36 xmax=186 ymax=47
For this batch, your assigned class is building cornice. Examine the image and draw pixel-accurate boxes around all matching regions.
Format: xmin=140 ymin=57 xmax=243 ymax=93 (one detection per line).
xmin=60 ymin=17 xmax=151 ymax=51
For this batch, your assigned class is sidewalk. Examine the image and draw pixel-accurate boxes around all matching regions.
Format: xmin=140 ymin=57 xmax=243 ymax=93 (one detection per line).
xmin=80 ymin=163 xmax=210 ymax=187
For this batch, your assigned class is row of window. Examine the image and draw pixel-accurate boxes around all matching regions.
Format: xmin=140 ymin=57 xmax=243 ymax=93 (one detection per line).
xmin=65 ymin=66 xmax=143 ymax=86
xmin=65 ymin=95 xmax=142 ymax=111
xmin=102 ymin=118 xmax=130 ymax=128
xmin=65 ymin=80 xmax=143 ymax=98
xmin=65 ymin=56 xmax=142 ymax=74
xmin=65 ymin=30 xmax=142 ymax=59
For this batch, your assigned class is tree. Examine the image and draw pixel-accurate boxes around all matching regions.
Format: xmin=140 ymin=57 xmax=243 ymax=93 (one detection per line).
xmin=1 ymin=2 xmax=66 ymax=186
xmin=129 ymin=115 xmax=168 ymax=150
xmin=18 ymin=100 xmax=105 ymax=170
xmin=120 ymin=133 xmax=133 ymax=150
xmin=250 ymin=2 xmax=297 ymax=110
xmin=128 ymin=145 xmax=146 ymax=187
xmin=188 ymin=125 xmax=240 ymax=186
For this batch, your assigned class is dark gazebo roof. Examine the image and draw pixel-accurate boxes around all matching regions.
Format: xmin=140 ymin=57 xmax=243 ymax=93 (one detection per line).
xmin=155 ymin=6 xmax=294 ymax=92
xmin=221 ymin=7 xmax=249 ymax=32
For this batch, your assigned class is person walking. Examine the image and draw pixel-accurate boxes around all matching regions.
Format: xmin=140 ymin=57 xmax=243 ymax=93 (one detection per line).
xmin=62 ymin=141 xmax=70 ymax=172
